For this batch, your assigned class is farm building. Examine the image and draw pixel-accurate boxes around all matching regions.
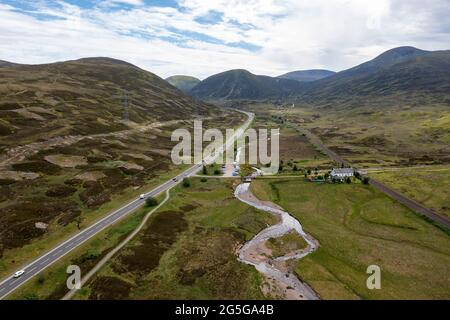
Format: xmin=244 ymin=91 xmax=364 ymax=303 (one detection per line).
xmin=330 ymin=168 xmax=354 ymax=181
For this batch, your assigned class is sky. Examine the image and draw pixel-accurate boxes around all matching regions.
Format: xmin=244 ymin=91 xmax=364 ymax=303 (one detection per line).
xmin=0 ymin=0 xmax=449 ymax=79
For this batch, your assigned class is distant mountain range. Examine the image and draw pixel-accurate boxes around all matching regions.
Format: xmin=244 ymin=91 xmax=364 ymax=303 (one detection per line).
xmin=0 ymin=60 xmax=20 ymax=68
xmin=2 ymin=46 xmax=448 ymax=112
xmin=189 ymin=69 xmax=300 ymax=101
xmin=278 ymin=69 xmax=335 ymax=82
xmin=292 ymin=46 xmax=450 ymax=106
xmin=189 ymin=46 xmax=450 ymax=105
xmin=165 ymin=75 xmax=200 ymax=94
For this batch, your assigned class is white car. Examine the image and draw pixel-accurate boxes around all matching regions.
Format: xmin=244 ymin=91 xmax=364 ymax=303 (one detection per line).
xmin=139 ymin=194 xmax=145 ymax=200
xmin=13 ymin=270 xmax=25 ymax=278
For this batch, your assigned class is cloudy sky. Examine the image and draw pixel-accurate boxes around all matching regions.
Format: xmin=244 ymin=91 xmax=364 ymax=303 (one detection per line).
xmin=0 ymin=0 xmax=449 ymax=79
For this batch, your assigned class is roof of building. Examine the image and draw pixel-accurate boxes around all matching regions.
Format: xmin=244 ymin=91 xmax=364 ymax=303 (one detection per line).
xmin=331 ymin=168 xmax=354 ymax=174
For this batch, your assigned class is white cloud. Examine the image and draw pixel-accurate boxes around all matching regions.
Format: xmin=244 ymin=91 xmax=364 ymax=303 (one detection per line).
xmin=103 ymin=0 xmax=144 ymax=6
xmin=0 ymin=0 xmax=448 ymax=79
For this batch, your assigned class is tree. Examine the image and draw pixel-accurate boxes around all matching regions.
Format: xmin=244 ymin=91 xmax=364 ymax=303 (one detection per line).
xmin=202 ymin=166 xmax=208 ymax=175
xmin=145 ymin=197 xmax=158 ymax=207
xmin=307 ymin=169 xmax=311 ymax=175
xmin=363 ymin=177 xmax=370 ymax=185
xmin=214 ymin=169 xmax=221 ymax=175
xmin=182 ymin=178 xmax=191 ymax=188
xmin=354 ymin=171 xmax=361 ymax=179
xmin=345 ymin=177 xmax=352 ymax=184
xmin=293 ymin=165 xmax=298 ymax=171
xmin=324 ymin=172 xmax=329 ymax=180
xmin=37 ymin=274 xmax=45 ymax=285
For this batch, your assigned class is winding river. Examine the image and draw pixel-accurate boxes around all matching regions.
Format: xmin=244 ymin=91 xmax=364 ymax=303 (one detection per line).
xmin=234 ymin=182 xmax=320 ymax=300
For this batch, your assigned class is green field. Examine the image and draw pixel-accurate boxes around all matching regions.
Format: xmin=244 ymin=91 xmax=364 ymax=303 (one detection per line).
xmin=251 ymin=178 xmax=450 ymax=299
xmin=70 ymin=178 xmax=277 ymax=300
xmin=369 ymin=166 xmax=450 ymax=218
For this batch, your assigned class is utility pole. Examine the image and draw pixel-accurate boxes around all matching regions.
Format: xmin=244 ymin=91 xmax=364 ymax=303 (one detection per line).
xmin=122 ymin=89 xmax=129 ymax=122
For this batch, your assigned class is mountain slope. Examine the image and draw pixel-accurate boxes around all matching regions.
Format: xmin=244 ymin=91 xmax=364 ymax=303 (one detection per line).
xmin=190 ymin=69 xmax=300 ymax=101
xmin=165 ymin=75 xmax=200 ymax=94
xmin=278 ymin=69 xmax=335 ymax=82
xmin=293 ymin=47 xmax=450 ymax=106
xmin=0 ymin=57 xmax=214 ymax=145
xmin=0 ymin=60 xmax=20 ymax=68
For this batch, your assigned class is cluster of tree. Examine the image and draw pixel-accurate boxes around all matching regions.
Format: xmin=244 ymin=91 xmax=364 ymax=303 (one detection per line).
xmin=182 ymin=178 xmax=192 ymax=188
xmin=145 ymin=197 xmax=158 ymax=207
xmin=354 ymin=171 xmax=370 ymax=184
xmin=202 ymin=164 xmax=222 ymax=176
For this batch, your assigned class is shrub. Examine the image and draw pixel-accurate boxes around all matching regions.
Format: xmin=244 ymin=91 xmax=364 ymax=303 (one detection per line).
xmin=213 ymin=169 xmax=221 ymax=175
xmin=37 ymin=275 xmax=45 ymax=285
xmin=200 ymin=177 xmax=207 ymax=182
xmin=45 ymin=185 xmax=77 ymax=198
xmin=346 ymin=177 xmax=352 ymax=184
xmin=145 ymin=197 xmax=158 ymax=207
xmin=202 ymin=166 xmax=208 ymax=175
xmin=293 ymin=165 xmax=298 ymax=171
xmin=363 ymin=177 xmax=370 ymax=185
xmin=182 ymin=178 xmax=191 ymax=188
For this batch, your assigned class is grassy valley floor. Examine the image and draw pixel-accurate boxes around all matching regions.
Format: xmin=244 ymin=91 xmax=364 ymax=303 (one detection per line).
xmin=368 ymin=165 xmax=450 ymax=219
xmin=68 ymin=178 xmax=278 ymax=300
xmin=250 ymin=178 xmax=450 ymax=299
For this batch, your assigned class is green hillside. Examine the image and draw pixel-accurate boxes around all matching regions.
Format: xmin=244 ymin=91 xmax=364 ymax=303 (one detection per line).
xmin=165 ymin=75 xmax=200 ymax=94
xmin=190 ymin=69 xmax=301 ymax=101
xmin=278 ymin=69 xmax=335 ymax=82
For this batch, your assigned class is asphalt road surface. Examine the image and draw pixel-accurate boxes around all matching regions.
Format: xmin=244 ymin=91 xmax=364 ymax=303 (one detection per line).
xmin=0 ymin=110 xmax=254 ymax=300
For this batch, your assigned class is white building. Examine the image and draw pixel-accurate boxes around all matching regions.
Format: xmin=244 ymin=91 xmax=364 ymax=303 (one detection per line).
xmin=330 ymin=168 xmax=354 ymax=181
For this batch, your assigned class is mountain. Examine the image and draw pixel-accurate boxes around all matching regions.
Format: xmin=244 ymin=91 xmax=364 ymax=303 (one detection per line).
xmin=0 ymin=57 xmax=215 ymax=145
xmin=0 ymin=60 xmax=20 ymax=68
xmin=190 ymin=69 xmax=301 ymax=101
xmin=278 ymin=69 xmax=335 ymax=82
xmin=165 ymin=75 xmax=200 ymax=94
xmin=293 ymin=47 xmax=450 ymax=106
